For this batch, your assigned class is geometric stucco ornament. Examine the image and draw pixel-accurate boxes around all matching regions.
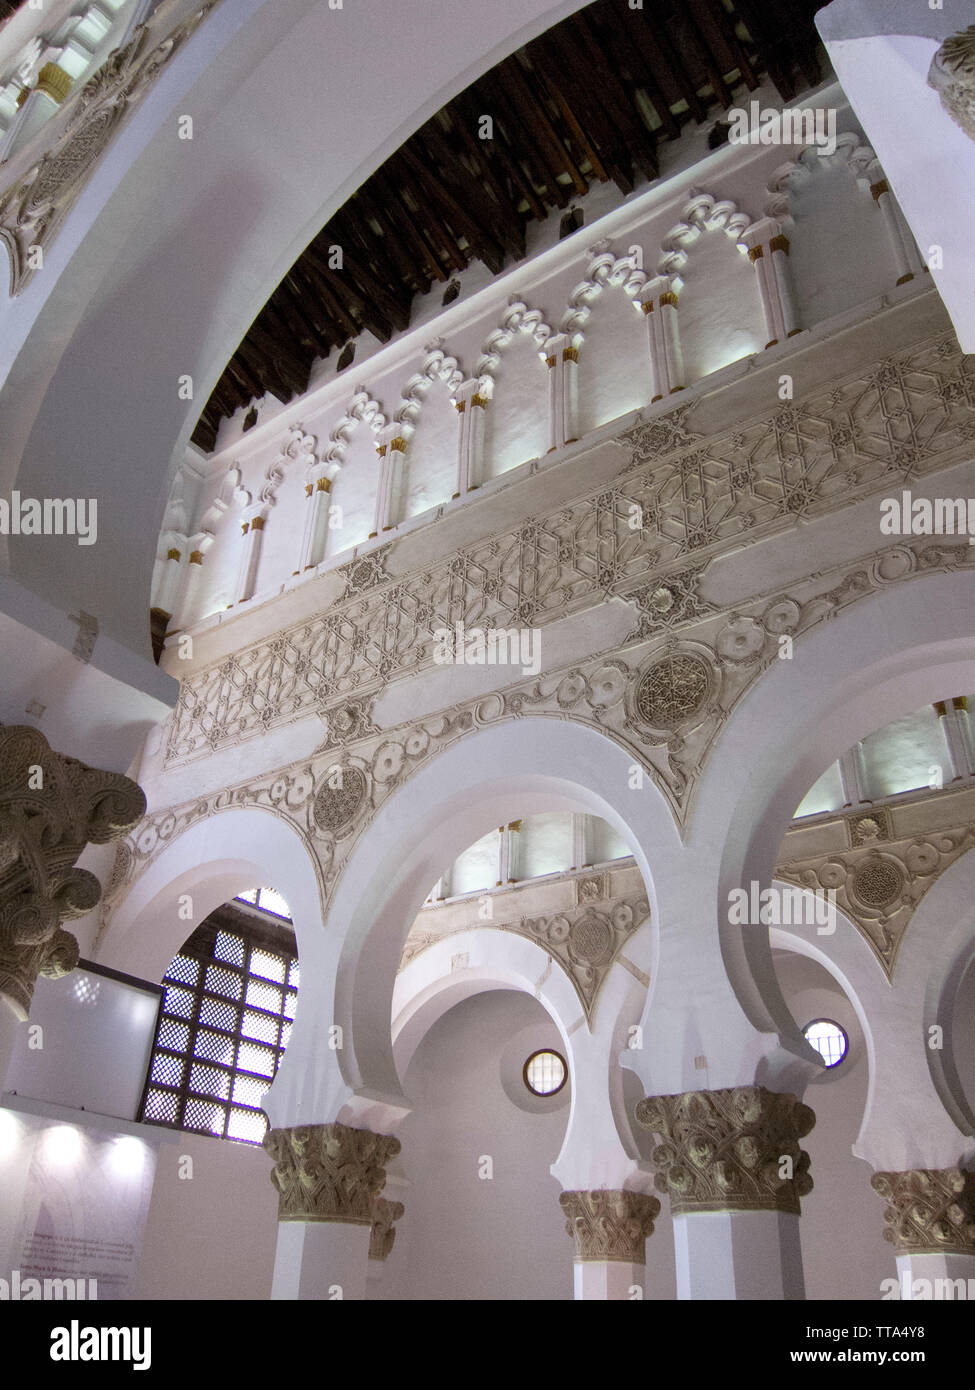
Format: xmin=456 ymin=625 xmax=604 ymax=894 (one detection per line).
xmin=634 ymin=651 xmax=712 ymax=729
xmin=928 ymin=28 xmax=975 ymax=143
xmin=559 ymin=1189 xmax=661 ymax=1263
xmin=870 ymin=1167 xmax=975 ymax=1256
xmin=634 ymin=1085 xmax=815 ymax=1216
xmin=262 ymin=1123 xmax=400 ymax=1224
xmin=312 ymin=765 xmax=368 ymax=835
xmin=0 ymin=722 xmax=146 ymax=1018
xmin=0 ymin=2 xmax=216 ymax=297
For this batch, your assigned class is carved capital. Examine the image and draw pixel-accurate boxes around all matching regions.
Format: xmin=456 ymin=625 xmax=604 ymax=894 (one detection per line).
xmin=369 ymin=1195 xmax=405 ymax=1261
xmin=0 ymin=723 xmax=145 ymax=1018
xmin=871 ymin=1168 xmax=975 ymax=1255
xmin=635 ymin=1085 xmax=815 ymax=1215
xmin=262 ymin=1123 xmax=400 ymax=1224
xmin=929 ymin=27 xmax=975 ymax=143
xmin=559 ymin=1189 xmax=660 ymax=1263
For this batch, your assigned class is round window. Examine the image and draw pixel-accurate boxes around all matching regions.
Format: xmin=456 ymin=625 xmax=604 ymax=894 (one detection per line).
xmin=523 ymin=1049 xmax=567 ymax=1097
xmin=803 ymin=1019 xmax=848 ymax=1068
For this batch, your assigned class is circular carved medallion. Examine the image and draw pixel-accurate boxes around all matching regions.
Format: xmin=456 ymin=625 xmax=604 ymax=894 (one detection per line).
xmin=313 ymin=766 xmax=367 ymax=835
xmin=569 ymin=914 xmax=614 ymax=966
xmin=850 ymin=859 xmax=904 ymax=911
xmin=635 ymin=653 xmax=711 ymax=728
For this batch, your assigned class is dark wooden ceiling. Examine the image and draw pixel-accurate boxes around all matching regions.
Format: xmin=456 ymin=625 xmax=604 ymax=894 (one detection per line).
xmin=191 ymin=0 xmax=830 ymax=452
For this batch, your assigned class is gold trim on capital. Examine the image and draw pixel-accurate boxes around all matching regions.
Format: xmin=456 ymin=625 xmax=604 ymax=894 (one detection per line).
xmin=377 ymin=445 xmax=387 ymax=458
xmin=241 ymin=522 xmax=249 ymax=536
xmin=304 ymin=483 xmax=313 ymax=497
xmin=189 ymin=550 xmax=203 ymax=565
xmin=769 ymin=234 xmax=790 ymax=255
xmin=35 ymin=63 xmax=72 ymax=104
xmin=316 ymin=477 xmax=330 ymax=492
xmin=390 ymin=437 xmax=408 ymax=453
xmin=250 ymin=516 xmax=265 ymax=531
xmin=659 ymin=291 xmax=679 ymax=309
xmin=871 ymin=179 xmax=890 ymax=202
xmin=563 ymin=346 xmax=579 ymax=363
xmin=471 ymin=393 xmax=488 ymax=409
xmin=642 ymin=301 xmax=654 ymax=315
xmin=748 ymin=245 xmax=764 ymax=262
xmin=166 ymin=548 xmax=181 ymax=562
xmin=455 ymin=400 xmax=466 ymax=413
xmin=546 ymin=355 xmax=557 ymax=369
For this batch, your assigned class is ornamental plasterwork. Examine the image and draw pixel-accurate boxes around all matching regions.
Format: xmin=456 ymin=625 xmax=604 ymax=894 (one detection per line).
xmin=370 ymin=1196 xmax=405 ymax=1262
xmin=635 ymin=1085 xmax=815 ymax=1216
xmin=165 ymin=331 xmax=975 ymax=767
xmin=777 ymin=819 xmax=975 ymax=977
xmin=398 ymin=891 xmax=650 ymax=1025
xmin=0 ymin=0 xmax=216 ymax=296
xmin=871 ymin=1167 xmax=975 ymax=1256
xmin=559 ymin=1189 xmax=661 ymax=1263
xmin=104 ymin=534 xmax=975 ymax=956
xmin=928 ymin=28 xmax=975 ymax=144
xmin=0 ymin=723 xmax=145 ymax=1016
xmin=262 ymin=1122 xmax=400 ymax=1225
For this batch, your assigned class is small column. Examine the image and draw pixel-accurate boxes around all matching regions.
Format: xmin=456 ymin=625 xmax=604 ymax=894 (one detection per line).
xmin=234 ymin=505 xmax=267 ymax=604
xmin=838 ymin=743 xmax=871 ymax=807
xmin=296 ymin=470 xmax=332 ymax=573
xmin=636 ymin=1085 xmax=815 ymax=1300
xmin=155 ymin=546 xmax=185 ymax=618
xmin=638 ymin=276 xmax=685 ymax=400
xmin=0 ymin=63 xmax=71 ymax=160
xmin=742 ymin=219 xmax=800 ymax=348
xmin=453 ymin=379 xmax=488 ymax=497
xmin=263 ymin=1123 xmax=401 ymax=1301
xmin=871 ymin=1167 xmax=975 ymax=1299
xmin=370 ymin=426 xmax=406 ymax=536
xmin=560 ymin=1190 xmax=660 ymax=1300
xmin=571 ymin=813 xmax=589 ymax=872
xmin=870 ymin=179 xmax=919 ymax=287
xmin=934 ymin=699 xmax=975 ymax=782
xmin=544 ymin=334 xmax=579 ymax=452
xmin=170 ymin=533 xmax=213 ymax=633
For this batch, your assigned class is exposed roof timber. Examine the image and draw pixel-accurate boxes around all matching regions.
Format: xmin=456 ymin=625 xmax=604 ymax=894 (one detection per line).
xmin=191 ymin=0 xmax=829 ymax=452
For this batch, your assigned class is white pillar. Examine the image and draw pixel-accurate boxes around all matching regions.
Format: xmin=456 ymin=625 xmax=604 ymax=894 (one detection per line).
xmin=234 ymin=506 xmax=266 ymax=604
xmin=742 ymin=219 xmax=799 ymax=348
xmin=571 ymin=813 xmax=589 ymax=871
xmin=639 ymin=276 xmax=685 ymax=400
xmin=839 ymin=743 xmax=871 ymax=806
xmin=935 ymin=699 xmax=975 ymax=782
xmin=0 ymin=63 xmax=70 ymax=160
xmin=155 ymin=546 xmax=185 ymax=617
xmin=894 ymin=1250 xmax=975 ymax=1299
xmin=271 ymin=1221 xmax=371 ymax=1301
xmin=453 ymin=379 xmax=487 ymax=496
xmin=297 ymin=472 xmax=332 ymax=573
xmin=673 ymin=1209 xmax=805 ymax=1300
xmin=170 ymin=533 xmax=213 ymax=632
xmin=871 ymin=178 xmax=918 ymax=287
xmin=544 ymin=335 xmax=579 ymax=451
xmin=371 ymin=427 xmax=406 ymax=535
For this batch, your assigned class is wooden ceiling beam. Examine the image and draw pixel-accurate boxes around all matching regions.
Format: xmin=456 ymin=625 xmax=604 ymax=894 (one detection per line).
xmin=397 ymin=144 xmax=507 ymax=274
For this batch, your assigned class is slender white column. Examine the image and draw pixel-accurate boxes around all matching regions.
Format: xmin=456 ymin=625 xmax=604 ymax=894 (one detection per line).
xmin=573 ymin=1262 xmax=644 ymax=1300
xmin=742 ymin=218 xmax=799 ymax=348
xmin=0 ymin=63 xmax=70 ymax=160
xmin=544 ymin=334 xmax=579 ymax=451
xmin=639 ymin=276 xmax=684 ymax=399
xmin=571 ymin=813 xmax=588 ymax=871
xmin=453 ymin=379 xmax=487 ymax=496
xmin=297 ymin=472 xmax=332 ymax=572
xmin=170 ymin=533 xmax=213 ymax=631
xmin=155 ymin=546 xmax=185 ymax=617
xmin=839 ymin=743 xmax=871 ymax=806
xmin=673 ymin=1210 xmax=805 ymax=1300
xmin=935 ymin=699 xmax=975 ymax=781
xmin=234 ymin=506 xmax=266 ymax=604
xmin=371 ymin=426 xmax=406 ymax=535
xmin=871 ymin=179 xmax=917 ymax=287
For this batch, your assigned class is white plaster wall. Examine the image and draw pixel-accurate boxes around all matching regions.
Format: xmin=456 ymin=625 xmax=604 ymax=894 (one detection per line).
xmin=481 ymin=331 xmax=550 ymax=481
xmin=325 ymin=424 xmax=380 ymax=559
xmin=678 ymin=231 xmax=766 ymax=379
xmin=575 ymin=286 xmax=650 ymax=437
xmin=379 ymin=989 xmax=572 ymax=1301
xmin=401 ymin=379 xmax=459 ymax=523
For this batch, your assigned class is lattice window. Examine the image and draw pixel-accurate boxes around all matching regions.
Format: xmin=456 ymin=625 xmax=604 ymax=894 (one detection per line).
xmin=140 ymin=904 xmax=298 ymax=1146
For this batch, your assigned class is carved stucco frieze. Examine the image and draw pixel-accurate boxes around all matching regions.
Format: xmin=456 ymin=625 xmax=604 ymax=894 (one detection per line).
xmin=929 ymin=28 xmax=975 ymax=144
xmin=262 ymin=1122 xmax=400 ymax=1225
xmin=370 ymin=1195 xmax=405 ymax=1261
xmin=105 ymin=535 xmax=974 ymax=979
xmin=0 ymin=723 xmax=145 ymax=1017
xmin=871 ymin=1167 xmax=975 ymax=1256
xmin=559 ymin=1189 xmax=661 ymax=1263
xmin=0 ymin=2 xmax=217 ymax=296
xmin=165 ymin=332 xmax=975 ymax=767
xmin=777 ymin=823 xmax=975 ymax=976
xmin=399 ymin=891 xmax=649 ymax=1024
xmin=634 ymin=1085 xmax=815 ymax=1216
